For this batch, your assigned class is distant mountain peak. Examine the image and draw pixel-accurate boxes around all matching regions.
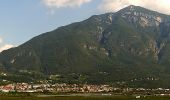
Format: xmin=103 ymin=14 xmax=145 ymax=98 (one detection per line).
xmin=116 ymin=5 xmax=167 ymax=27
xmin=119 ymin=5 xmax=168 ymax=17
xmin=127 ymin=5 xmax=136 ymax=11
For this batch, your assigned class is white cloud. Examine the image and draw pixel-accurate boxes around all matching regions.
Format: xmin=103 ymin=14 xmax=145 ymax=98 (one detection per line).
xmin=0 ymin=44 xmax=14 ymax=52
xmin=43 ymin=0 xmax=92 ymax=8
xmin=0 ymin=36 xmax=14 ymax=52
xmin=99 ymin=0 xmax=170 ymax=14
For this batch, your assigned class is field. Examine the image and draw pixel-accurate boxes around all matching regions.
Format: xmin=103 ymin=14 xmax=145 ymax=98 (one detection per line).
xmin=1 ymin=96 xmax=170 ymax=100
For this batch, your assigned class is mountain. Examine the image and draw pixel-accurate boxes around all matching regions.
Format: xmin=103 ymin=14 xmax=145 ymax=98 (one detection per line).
xmin=1 ymin=5 xmax=170 ymax=88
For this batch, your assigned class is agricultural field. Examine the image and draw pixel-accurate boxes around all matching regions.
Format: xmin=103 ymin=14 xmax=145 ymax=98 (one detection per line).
xmin=1 ymin=96 xmax=170 ymax=100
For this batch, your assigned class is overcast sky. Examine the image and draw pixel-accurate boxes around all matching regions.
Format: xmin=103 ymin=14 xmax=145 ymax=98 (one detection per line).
xmin=0 ymin=0 xmax=170 ymax=52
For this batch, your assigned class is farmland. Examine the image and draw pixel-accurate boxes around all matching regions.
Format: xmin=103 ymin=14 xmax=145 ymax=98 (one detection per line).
xmin=1 ymin=95 xmax=170 ymax=100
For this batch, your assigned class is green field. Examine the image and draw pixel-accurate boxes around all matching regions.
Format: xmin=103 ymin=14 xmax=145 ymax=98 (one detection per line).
xmin=1 ymin=96 xmax=170 ymax=100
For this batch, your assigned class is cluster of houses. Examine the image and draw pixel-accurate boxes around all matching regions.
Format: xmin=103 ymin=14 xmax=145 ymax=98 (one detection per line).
xmin=0 ymin=83 xmax=113 ymax=93
xmin=1 ymin=83 xmax=170 ymax=96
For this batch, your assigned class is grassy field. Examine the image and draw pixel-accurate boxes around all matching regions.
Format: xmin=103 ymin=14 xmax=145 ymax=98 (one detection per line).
xmin=1 ymin=96 xmax=170 ymax=100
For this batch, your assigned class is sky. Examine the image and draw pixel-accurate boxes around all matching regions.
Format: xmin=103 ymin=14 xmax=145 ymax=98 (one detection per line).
xmin=0 ymin=0 xmax=170 ymax=52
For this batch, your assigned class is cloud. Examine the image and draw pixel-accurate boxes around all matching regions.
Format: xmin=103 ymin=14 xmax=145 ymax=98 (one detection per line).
xmin=0 ymin=36 xmax=14 ymax=52
xmin=43 ymin=0 xmax=92 ymax=8
xmin=0 ymin=44 xmax=14 ymax=52
xmin=99 ymin=0 xmax=170 ymax=14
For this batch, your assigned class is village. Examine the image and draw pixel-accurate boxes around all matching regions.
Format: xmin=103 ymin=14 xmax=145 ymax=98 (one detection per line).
xmin=1 ymin=82 xmax=170 ymax=97
xmin=0 ymin=83 xmax=113 ymax=93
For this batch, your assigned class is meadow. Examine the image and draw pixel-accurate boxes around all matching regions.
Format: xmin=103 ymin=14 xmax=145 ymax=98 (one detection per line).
xmin=1 ymin=96 xmax=170 ymax=100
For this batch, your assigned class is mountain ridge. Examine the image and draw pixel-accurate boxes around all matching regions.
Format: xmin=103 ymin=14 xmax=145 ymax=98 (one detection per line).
xmin=1 ymin=5 xmax=170 ymax=88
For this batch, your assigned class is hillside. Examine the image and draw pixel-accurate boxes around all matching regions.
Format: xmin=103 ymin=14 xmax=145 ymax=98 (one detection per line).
xmin=1 ymin=5 xmax=170 ymax=88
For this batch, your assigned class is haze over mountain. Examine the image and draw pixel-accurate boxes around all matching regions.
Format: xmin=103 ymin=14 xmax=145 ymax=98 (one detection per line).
xmin=1 ymin=5 xmax=170 ymax=88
